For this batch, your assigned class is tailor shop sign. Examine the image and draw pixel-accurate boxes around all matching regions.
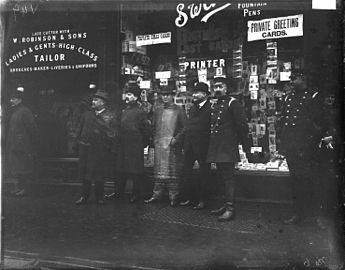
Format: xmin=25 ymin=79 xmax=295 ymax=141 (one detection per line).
xmin=247 ymin=14 xmax=303 ymax=41
xmin=5 ymin=29 xmax=98 ymax=73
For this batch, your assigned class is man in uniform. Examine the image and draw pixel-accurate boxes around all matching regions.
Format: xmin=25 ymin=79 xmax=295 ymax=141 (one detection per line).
xmin=206 ymin=77 xmax=250 ymax=222
xmin=179 ymin=82 xmax=211 ymax=210
xmin=75 ymin=89 xmax=118 ymax=205
xmin=280 ymin=69 xmax=330 ymax=225
xmin=5 ymin=86 xmax=37 ymax=196
xmin=114 ymin=83 xmax=151 ymax=203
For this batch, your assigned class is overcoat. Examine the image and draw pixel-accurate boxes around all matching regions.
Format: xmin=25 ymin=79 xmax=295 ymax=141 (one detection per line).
xmin=5 ymin=103 xmax=37 ymax=176
xmin=206 ymin=96 xmax=249 ymax=163
xmin=117 ymin=103 xmax=151 ymax=174
xmin=77 ymin=108 xmax=119 ymax=181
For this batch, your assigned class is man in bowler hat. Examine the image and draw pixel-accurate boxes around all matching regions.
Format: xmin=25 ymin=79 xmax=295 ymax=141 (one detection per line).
xmin=75 ymin=88 xmax=118 ymax=205
xmin=5 ymin=86 xmax=37 ymax=196
xmin=179 ymin=82 xmax=211 ymax=210
xmin=207 ymin=77 xmax=250 ymax=221
xmin=113 ymin=83 xmax=151 ymax=203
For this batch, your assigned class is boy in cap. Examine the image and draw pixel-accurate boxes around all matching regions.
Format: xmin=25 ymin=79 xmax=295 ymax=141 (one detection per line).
xmin=113 ymin=83 xmax=151 ymax=203
xmin=5 ymin=86 xmax=37 ymax=196
xmin=145 ymin=85 xmax=187 ymax=206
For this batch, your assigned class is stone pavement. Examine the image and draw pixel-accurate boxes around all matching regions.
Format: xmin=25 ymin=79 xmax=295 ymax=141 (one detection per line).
xmin=2 ymin=184 xmax=344 ymax=269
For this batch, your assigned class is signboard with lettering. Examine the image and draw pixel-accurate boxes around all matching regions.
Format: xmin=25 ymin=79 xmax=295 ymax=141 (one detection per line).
xmin=4 ymin=29 xmax=99 ymax=73
xmin=247 ymin=14 xmax=303 ymax=41
xmin=136 ymin=32 xmax=171 ymax=46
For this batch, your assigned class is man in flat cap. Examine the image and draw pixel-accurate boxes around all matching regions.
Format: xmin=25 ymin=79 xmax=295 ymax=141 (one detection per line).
xmin=179 ymin=82 xmax=212 ymax=210
xmin=279 ymin=69 xmax=332 ymax=226
xmin=113 ymin=83 xmax=151 ymax=203
xmin=5 ymin=86 xmax=37 ymax=196
xmin=207 ymin=77 xmax=250 ymax=222
xmin=145 ymin=85 xmax=187 ymax=206
xmin=75 ymin=88 xmax=118 ymax=205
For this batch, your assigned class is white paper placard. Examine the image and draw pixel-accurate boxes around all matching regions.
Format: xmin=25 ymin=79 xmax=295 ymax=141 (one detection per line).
xmin=139 ymin=80 xmax=151 ymax=89
xmin=248 ymin=14 xmax=303 ymax=41
xmin=312 ymin=0 xmax=336 ymax=10
xmin=155 ymin=71 xmax=171 ymax=79
xmin=136 ymin=32 xmax=171 ymax=46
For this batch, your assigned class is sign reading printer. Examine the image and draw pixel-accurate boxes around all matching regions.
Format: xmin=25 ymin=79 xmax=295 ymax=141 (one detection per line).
xmin=136 ymin=32 xmax=171 ymax=46
xmin=247 ymin=14 xmax=303 ymax=41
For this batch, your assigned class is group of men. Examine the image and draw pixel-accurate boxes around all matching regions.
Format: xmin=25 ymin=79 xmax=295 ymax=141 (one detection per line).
xmin=72 ymin=77 xmax=250 ymax=222
xmin=5 ymin=69 xmax=339 ymax=225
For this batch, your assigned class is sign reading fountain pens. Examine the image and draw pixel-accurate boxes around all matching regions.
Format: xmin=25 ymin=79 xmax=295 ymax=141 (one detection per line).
xmin=5 ymin=29 xmax=99 ymax=73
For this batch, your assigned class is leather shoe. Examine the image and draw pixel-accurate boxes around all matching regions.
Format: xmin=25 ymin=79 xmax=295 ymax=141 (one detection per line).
xmin=96 ymin=199 xmax=105 ymax=205
xmin=179 ymin=200 xmax=191 ymax=206
xmin=193 ymin=202 xmax=206 ymax=210
xmin=170 ymin=200 xmax=177 ymax=207
xmin=129 ymin=195 xmax=137 ymax=203
xmin=75 ymin=197 xmax=87 ymax=205
xmin=283 ymin=215 xmax=300 ymax=225
xmin=210 ymin=205 xmax=226 ymax=216
xmin=217 ymin=208 xmax=235 ymax=222
xmin=14 ymin=189 xmax=26 ymax=197
xmin=104 ymin=192 xmax=117 ymax=200
xmin=144 ymin=197 xmax=158 ymax=204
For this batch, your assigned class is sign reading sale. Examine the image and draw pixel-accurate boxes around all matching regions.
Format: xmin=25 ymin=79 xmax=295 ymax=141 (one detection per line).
xmin=247 ymin=14 xmax=303 ymax=41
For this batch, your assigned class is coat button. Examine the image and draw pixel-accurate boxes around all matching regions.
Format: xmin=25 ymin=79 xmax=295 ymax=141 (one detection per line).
xmin=287 ymin=104 xmax=290 ymax=107
xmin=285 ymin=123 xmax=288 ymax=126
xmin=217 ymin=117 xmax=220 ymax=119
xmin=293 ymin=115 xmax=297 ymax=118
xmin=296 ymin=109 xmax=299 ymax=112
xmin=292 ymin=123 xmax=296 ymax=126
xmin=215 ymin=130 xmax=218 ymax=133
xmin=287 ymin=110 xmax=290 ymax=113
xmin=211 ymin=131 xmax=214 ymax=134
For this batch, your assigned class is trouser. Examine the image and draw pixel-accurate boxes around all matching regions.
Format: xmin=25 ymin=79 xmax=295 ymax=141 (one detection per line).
xmin=78 ymin=143 xmax=107 ymax=201
xmin=216 ymin=163 xmax=236 ymax=206
xmin=152 ymin=178 xmax=179 ymax=202
xmin=285 ymin=151 xmax=315 ymax=219
xmin=117 ymin=172 xmax=143 ymax=198
xmin=179 ymin=152 xmax=210 ymax=203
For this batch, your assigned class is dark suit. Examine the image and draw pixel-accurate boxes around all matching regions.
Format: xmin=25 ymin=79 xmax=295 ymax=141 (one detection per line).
xmin=279 ymin=89 xmax=324 ymax=219
xmin=116 ymin=102 xmax=151 ymax=198
xmin=77 ymin=108 xmax=118 ymax=201
xmin=179 ymin=99 xmax=211 ymax=204
xmin=206 ymin=96 xmax=249 ymax=206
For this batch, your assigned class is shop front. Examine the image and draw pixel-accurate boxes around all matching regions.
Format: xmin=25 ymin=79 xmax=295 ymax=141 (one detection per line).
xmin=2 ymin=0 xmax=342 ymax=200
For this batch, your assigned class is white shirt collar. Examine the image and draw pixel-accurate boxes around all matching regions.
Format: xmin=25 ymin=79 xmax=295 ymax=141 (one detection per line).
xmin=198 ymin=100 xmax=207 ymax=108
xmin=95 ymin=108 xmax=106 ymax=115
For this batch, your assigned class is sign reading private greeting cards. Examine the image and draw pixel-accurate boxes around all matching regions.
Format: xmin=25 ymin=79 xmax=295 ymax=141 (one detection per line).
xmin=136 ymin=32 xmax=171 ymax=46
xmin=5 ymin=29 xmax=99 ymax=73
xmin=247 ymin=14 xmax=303 ymax=41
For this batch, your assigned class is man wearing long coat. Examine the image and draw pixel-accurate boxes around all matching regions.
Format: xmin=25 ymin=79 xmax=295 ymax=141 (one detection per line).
xmin=207 ymin=77 xmax=250 ymax=222
xmin=116 ymin=84 xmax=151 ymax=203
xmin=145 ymin=86 xmax=187 ymax=206
xmin=179 ymin=82 xmax=211 ymax=210
xmin=5 ymin=87 xmax=37 ymax=196
xmin=75 ymin=89 xmax=119 ymax=205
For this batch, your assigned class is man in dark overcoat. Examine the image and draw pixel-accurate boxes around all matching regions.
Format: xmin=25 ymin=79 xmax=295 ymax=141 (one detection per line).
xmin=5 ymin=86 xmax=37 ymax=196
xmin=279 ymin=70 xmax=332 ymax=226
xmin=75 ymin=89 xmax=118 ymax=205
xmin=179 ymin=82 xmax=211 ymax=210
xmin=207 ymin=77 xmax=250 ymax=222
xmin=114 ymin=84 xmax=151 ymax=203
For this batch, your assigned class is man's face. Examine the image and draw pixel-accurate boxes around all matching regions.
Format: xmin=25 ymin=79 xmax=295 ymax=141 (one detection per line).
xmin=213 ymin=82 xmax=227 ymax=96
xmin=92 ymin=97 xmax=105 ymax=110
xmin=192 ymin=91 xmax=207 ymax=104
xmin=125 ymin=92 xmax=138 ymax=104
xmin=10 ymin=97 xmax=21 ymax=107
xmin=290 ymin=74 xmax=306 ymax=91
xmin=161 ymin=93 xmax=173 ymax=104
